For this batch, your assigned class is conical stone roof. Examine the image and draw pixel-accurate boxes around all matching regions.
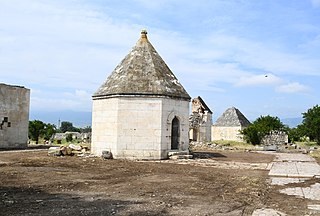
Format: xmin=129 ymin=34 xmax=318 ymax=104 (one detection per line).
xmin=93 ymin=30 xmax=190 ymax=100
xmin=214 ymin=107 xmax=251 ymax=127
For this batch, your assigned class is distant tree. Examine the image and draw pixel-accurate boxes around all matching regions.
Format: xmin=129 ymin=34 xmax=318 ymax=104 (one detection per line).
xmin=80 ymin=126 xmax=91 ymax=133
xmin=29 ymin=120 xmax=57 ymax=144
xmin=29 ymin=120 xmax=46 ymax=144
xmin=288 ymin=124 xmax=306 ymax=143
xmin=241 ymin=115 xmax=287 ymax=145
xmin=301 ymin=105 xmax=320 ymax=144
xmin=66 ymin=133 xmax=73 ymax=142
xmin=43 ymin=123 xmax=57 ymax=141
xmin=60 ymin=121 xmax=80 ymax=133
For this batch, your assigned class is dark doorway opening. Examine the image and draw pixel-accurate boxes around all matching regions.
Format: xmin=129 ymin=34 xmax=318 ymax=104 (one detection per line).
xmin=171 ymin=117 xmax=180 ymax=149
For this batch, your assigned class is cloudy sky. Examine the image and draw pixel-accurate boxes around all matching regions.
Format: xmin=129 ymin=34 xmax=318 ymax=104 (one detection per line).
xmin=1 ymin=0 xmax=320 ymax=122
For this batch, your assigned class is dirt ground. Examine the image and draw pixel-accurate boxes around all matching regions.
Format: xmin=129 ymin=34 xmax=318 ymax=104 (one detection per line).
xmin=0 ymin=148 xmax=318 ymax=216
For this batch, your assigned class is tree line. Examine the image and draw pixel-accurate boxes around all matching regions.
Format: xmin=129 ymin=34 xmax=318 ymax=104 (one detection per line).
xmin=29 ymin=105 xmax=320 ymax=145
xmin=241 ymin=104 xmax=320 ymax=145
xmin=28 ymin=120 xmax=91 ymax=144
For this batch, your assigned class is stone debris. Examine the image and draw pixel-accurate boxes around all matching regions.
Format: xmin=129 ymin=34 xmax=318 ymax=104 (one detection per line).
xmin=48 ymin=144 xmax=90 ymax=157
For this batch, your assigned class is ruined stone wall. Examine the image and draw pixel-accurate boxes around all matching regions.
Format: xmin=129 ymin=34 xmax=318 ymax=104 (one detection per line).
xmin=91 ymin=97 xmax=189 ymax=159
xmin=0 ymin=84 xmax=30 ymax=149
xmin=261 ymin=131 xmax=288 ymax=146
xmin=211 ymin=126 xmax=244 ymax=142
xmin=200 ymin=112 xmax=212 ymax=142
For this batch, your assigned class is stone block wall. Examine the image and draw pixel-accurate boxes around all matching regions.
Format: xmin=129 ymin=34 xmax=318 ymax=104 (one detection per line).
xmin=91 ymin=97 xmax=189 ymax=159
xmin=211 ymin=126 xmax=244 ymax=142
xmin=0 ymin=84 xmax=30 ymax=149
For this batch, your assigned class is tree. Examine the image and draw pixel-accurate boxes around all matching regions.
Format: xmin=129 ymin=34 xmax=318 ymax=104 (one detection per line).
xmin=60 ymin=121 xmax=79 ymax=133
xmin=29 ymin=120 xmax=46 ymax=144
xmin=43 ymin=123 xmax=57 ymax=141
xmin=301 ymin=105 xmax=320 ymax=144
xmin=29 ymin=120 xmax=57 ymax=143
xmin=287 ymin=124 xmax=306 ymax=143
xmin=241 ymin=115 xmax=287 ymax=145
xmin=66 ymin=133 xmax=73 ymax=142
xmin=79 ymin=126 xmax=91 ymax=133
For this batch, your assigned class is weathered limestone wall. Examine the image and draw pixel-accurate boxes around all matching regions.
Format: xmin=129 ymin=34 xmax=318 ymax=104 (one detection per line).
xmin=161 ymin=98 xmax=189 ymax=155
xmin=261 ymin=131 xmax=288 ymax=146
xmin=200 ymin=112 xmax=212 ymax=142
xmin=91 ymin=97 xmax=189 ymax=159
xmin=91 ymin=98 xmax=119 ymax=156
xmin=0 ymin=84 xmax=30 ymax=149
xmin=211 ymin=126 xmax=244 ymax=142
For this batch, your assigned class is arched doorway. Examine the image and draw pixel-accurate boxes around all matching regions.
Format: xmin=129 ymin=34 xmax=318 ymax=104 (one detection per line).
xmin=171 ymin=116 xmax=180 ymax=149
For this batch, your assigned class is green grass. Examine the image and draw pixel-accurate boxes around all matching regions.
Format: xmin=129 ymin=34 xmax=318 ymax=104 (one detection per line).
xmin=295 ymin=141 xmax=318 ymax=148
xmin=210 ymin=140 xmax=256 ymax=150
xmin=310 ymin=149 xmax=320 ymax=159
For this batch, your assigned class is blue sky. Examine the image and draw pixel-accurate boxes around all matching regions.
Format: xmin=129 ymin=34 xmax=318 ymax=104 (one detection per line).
xmin=1 ymin=0 xmax=320 ymax=122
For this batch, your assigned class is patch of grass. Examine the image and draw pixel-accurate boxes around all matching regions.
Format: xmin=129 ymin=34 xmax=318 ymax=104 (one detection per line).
xmin=296 ymin=141 xmax=318 ymax=148
xmin=310 ymin=149 xmax=320 ymax=159
xmin=211 ymin=140 xmax=256 ymax=150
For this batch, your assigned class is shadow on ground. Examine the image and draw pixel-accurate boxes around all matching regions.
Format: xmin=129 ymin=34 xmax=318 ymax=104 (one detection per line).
xmin=192 ymin=151 xmax=226 ymax=159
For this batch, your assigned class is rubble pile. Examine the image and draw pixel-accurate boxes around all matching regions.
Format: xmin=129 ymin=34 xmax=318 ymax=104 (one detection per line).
xmin=48 ymin=144 xmax=90 ymax=157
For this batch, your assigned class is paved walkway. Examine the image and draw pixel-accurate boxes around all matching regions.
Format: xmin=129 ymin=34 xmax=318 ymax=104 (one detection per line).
xmin=269 ymin=153 xmax=320 ymax=178
xmin=252 ymin=152 xmax=320 ymax=216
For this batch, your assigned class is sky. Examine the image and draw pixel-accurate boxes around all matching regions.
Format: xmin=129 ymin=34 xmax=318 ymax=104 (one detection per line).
xmin=1 ymin=0 xmax=320 ymax=123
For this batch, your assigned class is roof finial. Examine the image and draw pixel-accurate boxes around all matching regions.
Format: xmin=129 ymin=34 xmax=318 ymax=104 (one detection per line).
xmin=141 ymin=29 xmax=148 ymax=39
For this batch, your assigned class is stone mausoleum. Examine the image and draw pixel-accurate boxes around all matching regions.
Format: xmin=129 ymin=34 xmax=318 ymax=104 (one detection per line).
xmin=91 ymin=30 xmax=191 ymax=159
xmin=0 ymin=83 xmax=30 ymax=149
xmin=212 ymin=107 xmax=250 ymax=142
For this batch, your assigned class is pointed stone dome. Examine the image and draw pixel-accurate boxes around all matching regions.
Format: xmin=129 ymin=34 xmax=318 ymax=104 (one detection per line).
xmin=214 ymin=107 xmax=251 ymax=127
xmin=93 ymin=30 xmax=190 ymax=100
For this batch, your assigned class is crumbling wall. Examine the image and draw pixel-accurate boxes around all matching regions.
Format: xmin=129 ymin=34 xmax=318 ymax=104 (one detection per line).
xmin=189 ymin=97 xmax=212 ymax=142
xmin=0 ymin=84 xmax=30 ymax=149
xmin=261 ymin=131 xmax=288 ymax=146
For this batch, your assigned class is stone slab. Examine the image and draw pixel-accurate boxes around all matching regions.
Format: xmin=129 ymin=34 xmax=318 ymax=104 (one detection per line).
xmin=273 ymin=153 xmax=315 ymax=162
xmin=270 ymin=177 xmax=307 ymax=186
xmin=252 ymin=208 xmax=286 ymax=216
xmin=308 ymin=204 xmax=320 ymax=211
xmin=268 ymin=153 xmax=320 ymax=178
xmin=279 ymin=183 xmax=320 ymax=201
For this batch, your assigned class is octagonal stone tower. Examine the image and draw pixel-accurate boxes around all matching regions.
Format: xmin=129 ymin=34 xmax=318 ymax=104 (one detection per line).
xmin=91 ymin=30 xmax=191 ymax=159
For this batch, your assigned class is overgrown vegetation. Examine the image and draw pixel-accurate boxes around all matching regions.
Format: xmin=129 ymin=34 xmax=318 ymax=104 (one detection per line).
xmin=241 ymin=115 xmax=288 ymax=145
xmin=240 ymin=104 xmax=320 ymax=146
xmin=212 ymin=140 xmax=256 ymax=150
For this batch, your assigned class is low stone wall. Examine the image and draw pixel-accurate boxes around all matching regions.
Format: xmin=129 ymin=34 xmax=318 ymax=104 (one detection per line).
xmin=261 ymin=131 xmax=288 ymax=146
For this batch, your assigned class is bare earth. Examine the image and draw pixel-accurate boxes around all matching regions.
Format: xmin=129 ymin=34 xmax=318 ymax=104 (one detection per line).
xmin=0 ymin=148 xmax=319 ymax=216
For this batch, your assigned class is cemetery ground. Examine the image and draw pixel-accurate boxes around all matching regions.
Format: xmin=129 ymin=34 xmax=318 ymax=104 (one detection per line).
xmin=1 ymin=147 xmax=320 ymax=216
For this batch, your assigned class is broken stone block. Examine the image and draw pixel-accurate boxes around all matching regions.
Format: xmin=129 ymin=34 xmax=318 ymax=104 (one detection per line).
xmin=102 ymin=150 xmax=113 ymax=159
xmin=48 ymin=147 xmax=61 ymax=156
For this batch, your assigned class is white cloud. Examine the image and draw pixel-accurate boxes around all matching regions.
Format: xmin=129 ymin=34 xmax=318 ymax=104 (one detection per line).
xmin=235 ymin=73 xmax=281 ymax=87
xmin=311 ymin=0 xmax=320 ymax=7
xmin=276 ymin=82 xmax=310 ymax=93
xmin=31 ymin=89 xmax=91 ymax=112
